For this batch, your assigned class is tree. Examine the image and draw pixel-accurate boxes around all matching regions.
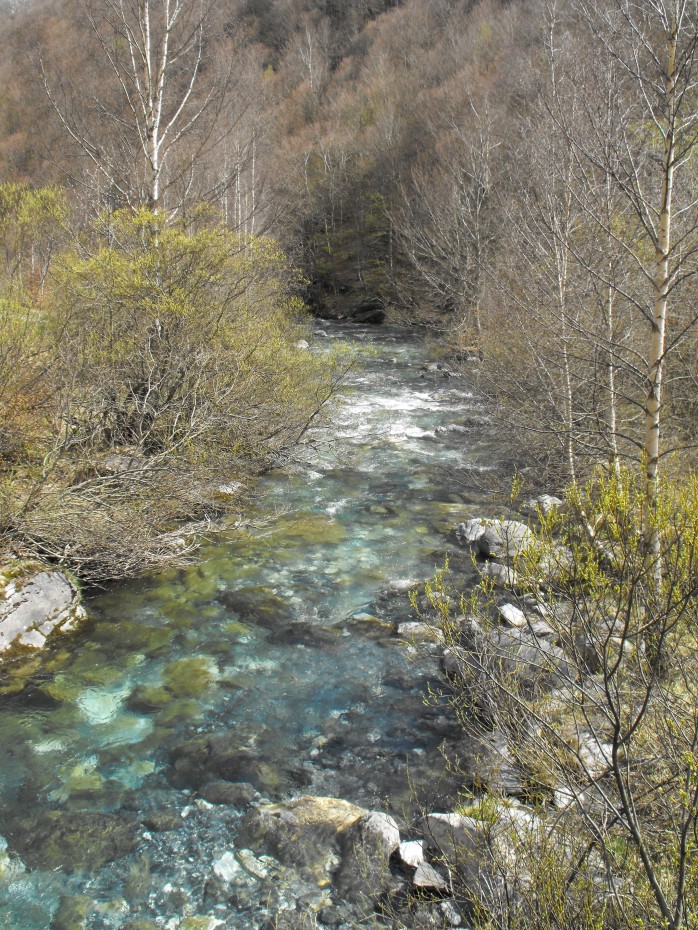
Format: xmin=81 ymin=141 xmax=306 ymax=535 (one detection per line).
xmin=2 ymin=206 xmax=341 ymax=580
xmin=563 ymin=0 xmax=698 ymax=587
xmin=395 ymin=107 xmax=499 ymax=356
xmin=41 ymin=0 xmax=234 ymax=214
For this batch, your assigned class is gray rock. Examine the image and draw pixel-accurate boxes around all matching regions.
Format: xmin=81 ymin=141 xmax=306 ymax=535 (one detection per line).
xmin=439 ymin=899 xmax=463 ymax=926
xmin=397 ymin=621 xmax=443 ymax=643
xmin=101 ymin=452 xmax=143 ymax=474
xmin=523 ymin=495 xmax=563 ymax=517
xmin=0 ymin=571 xmax=82 ymax=654
xmin=413 ymin=861 xmax=449 ymax=893
xmin=455 ymin=519 xmax=486 ymax=547
xmin=478 ymin=520 xmax=533 ymax=561
xmin=497 ymin=603 xmax=526 ymax=628
xmin=528 ymin=619 xmax=557 ymax=641
xmin=491 ymin=628 xmax=571 ymax=695
xmin=399 ymin=839 xmax=426 ymax=869
xmin=478 ymin=562 xmax=519 ymax=589
xmin=419 ymin=813 xmax=483 ymax=888
xmin=447 ymin=731 xmax=524 ymax=796
xmin=421 ymin=805 xmax=543 ymax=915
xmin=334 ymin=811 xmax=400 ymax=903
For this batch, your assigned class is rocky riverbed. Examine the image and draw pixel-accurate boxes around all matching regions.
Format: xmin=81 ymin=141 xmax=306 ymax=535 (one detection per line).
xmin=0 ymin=323 xmax=526 ymax=930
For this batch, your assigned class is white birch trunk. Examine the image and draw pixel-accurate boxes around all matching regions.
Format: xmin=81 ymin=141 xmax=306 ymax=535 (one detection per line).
xmin=643 ymin=21 xmax=677 ymax=589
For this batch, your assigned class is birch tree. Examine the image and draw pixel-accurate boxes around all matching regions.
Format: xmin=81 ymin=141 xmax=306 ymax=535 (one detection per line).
xmin=42 ymin=0 xmax=233 ymax=214
xmin=570 ymin=0 xmax=698 ymax=591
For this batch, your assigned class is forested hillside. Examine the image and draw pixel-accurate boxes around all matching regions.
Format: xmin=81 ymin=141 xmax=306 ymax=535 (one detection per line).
xmin=3 ymin=0 xmax=695 ymax=478
xmin=0 ymin=0 xmax=693 ymax=573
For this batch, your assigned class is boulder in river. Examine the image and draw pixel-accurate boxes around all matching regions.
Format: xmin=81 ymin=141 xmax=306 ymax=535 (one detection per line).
xmin=7 ymin=809 xmax=138 ymax=873
xmin=237 ymin=796 xmax=366 ymax=885
xmin=334 ymin=811 xmax=401 ymax=903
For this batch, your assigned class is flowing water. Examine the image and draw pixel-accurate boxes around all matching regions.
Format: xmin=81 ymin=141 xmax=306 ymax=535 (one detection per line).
xmin=0 ymin=324 xmax=498 ymax=930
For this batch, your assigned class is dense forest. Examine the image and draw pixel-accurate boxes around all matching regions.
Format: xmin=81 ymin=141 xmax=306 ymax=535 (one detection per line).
xmin=0 ymin=2 xmax=698 ymax=929
xmin=0 ymin=0 xmax=696 ymax=575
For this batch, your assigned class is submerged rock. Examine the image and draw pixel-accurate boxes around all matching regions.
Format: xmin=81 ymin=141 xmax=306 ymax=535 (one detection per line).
xmin=198 ymin=780 xmax=259 ymax=807
xmin=50 ymin=894 xmax=93 ymax=930
xmin=126 ymin=684 xmax=172 ymax=713
xmin=167 ymin=729 xmax=306 ymax=792
xmin=8 ymin=809 xmax=138 ymax=873
xmin=141 ymin=811 xmax=182 ymax=832
xmin=162 ymin=657 xmax=214 ymax=697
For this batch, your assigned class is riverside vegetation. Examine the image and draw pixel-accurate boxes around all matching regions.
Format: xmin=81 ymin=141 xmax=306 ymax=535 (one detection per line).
xmin=0 ymin=0 xmax=697 ymax=929
xmin=0 ymin=188 xmax=343 ymax=583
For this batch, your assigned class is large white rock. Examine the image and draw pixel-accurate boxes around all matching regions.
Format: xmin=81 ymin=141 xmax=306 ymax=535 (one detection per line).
xmin=0 ymin=571 xmax=82 ymax=653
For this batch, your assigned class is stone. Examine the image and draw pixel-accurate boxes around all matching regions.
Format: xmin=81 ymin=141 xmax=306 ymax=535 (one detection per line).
xmin=162 ymin=657 xmax=214 ymax=697
xmin=126 ymin=685 xmax=172 ymax=713
xmin=528 ymin=619 xmax=557 ymax=641
xmin=199 ymin=780 xmax=259 ymax=807
xmin=397 ymin=621 xmax=443 ymax=643
xmin=19 ymin=629 xmax=47 ymax=648
xmin=478 ymin=520 xmax=533 ymax=561
xmin=497 ymin=603 xmax=527 ymax=628
xmin=334 ymin=811 xmax=400 ymax=904
xmin=101 ymin=453 xmax=143 ymax=475
xmin=446 ymin=731 xmax=524 ymax=796
xmin=439 ymin=899 xmax=463 ymax=926
xmin=478 ymin=562 xmax=519 ymax=589
xmin=413 ymin=861 xmax=449 ymax=893
xmin=119 ymin=922 xmax=159 ymax=930
xmin=8 ymin=810 xmax=138 ymax=873
xmin=523 ymin=495 xmax=564 ymax=517
xmin=236 ymin=847 xmax=270 ymax=879
xmin=493 ymin=628 xmax=570 ymax=694
xmin=124 ymin=854 xmax=151 ymax=902
xmin=237 ymin=796 xmax=365 ymax=885
xmin=213 ymin=851 xmax=241 ymax=882
xmin=399 ymin=839 xmax=426 ymax=869
xmin=454 ymin=519 xmax=486 ymax=547
xmin=0 ymin=571 xmax=81 ymax=654
xmin=420 ymin=812 xmax=480 ymax=861
xmin=142 ymin=811 xmax=182 ymax=832
xmin=178 ymin=918 xmax=219 ymax=930
xmin=50 ymin=894 xmax=93 ymax=930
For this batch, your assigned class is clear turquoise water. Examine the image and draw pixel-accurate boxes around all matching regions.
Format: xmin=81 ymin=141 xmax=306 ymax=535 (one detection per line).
xmin=0 ymin=324 xmax=494 ymax=929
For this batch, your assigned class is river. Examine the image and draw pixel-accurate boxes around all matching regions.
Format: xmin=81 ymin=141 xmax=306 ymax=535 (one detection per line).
xmin=0 ymin=323 xmax=497 ymax=930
